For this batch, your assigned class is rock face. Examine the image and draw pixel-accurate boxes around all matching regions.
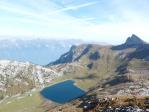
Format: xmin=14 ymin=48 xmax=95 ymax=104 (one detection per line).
xmin=89 ymin=51 xmax=100 ymax=60
xmin=117 ymin=82 xmax=149 ymax=96
xmin=112 ymin=34 xmax=146 ymax=50
xmin=125 ymin=34 xmax=145 ymax=45
xmin=49 ymin=44 xmax=93 ymax=65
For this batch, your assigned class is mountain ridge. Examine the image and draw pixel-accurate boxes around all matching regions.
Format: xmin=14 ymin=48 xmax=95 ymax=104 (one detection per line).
xmin=47 ymin=34 xmax=149 ymax=96
xmin=49 ymin=34 xmax=148 ymax=65
xmin=112 ymin=34 xmax=147 ymax=50
xmin=125 ymin=34 xmax=145 ymax=45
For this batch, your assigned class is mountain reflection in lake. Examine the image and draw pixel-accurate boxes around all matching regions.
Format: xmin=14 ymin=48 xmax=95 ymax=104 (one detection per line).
xmin=40 ymin=80 xmax=85 ymax=104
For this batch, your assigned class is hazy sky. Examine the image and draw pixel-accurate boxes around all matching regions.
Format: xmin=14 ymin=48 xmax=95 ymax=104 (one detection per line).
xmin=0 ymin=0 xmax=149 ymax=44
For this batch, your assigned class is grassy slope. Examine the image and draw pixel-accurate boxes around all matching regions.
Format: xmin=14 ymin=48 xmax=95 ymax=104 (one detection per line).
xmin=51 ymin=46 xmax=120 ymax=90
xmin=0 ymin=92 xmax=44 ymax=112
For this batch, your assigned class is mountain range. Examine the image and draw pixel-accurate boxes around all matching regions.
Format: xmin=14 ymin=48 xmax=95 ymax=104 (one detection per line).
xmin=0 ymin=39 xmax=82 ymax=65
xmin=48 ymin=34 xmax=149 ymax=95
xmin=0 ymin=34 xmax=149 ymax=112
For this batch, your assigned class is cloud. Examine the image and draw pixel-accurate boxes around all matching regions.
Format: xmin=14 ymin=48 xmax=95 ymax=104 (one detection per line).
xmin=47 ymin=1 xmax=99 ymax=15
xmin=0 ymin=0 xmax=149 ymax=44
xmin=0 ymin=0 xmax=95 ymax=25
xmin=0 ymin=0 xmax=96 ymax=39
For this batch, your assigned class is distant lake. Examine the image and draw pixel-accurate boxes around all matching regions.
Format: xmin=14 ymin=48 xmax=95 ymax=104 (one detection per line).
xmin=40 ymin=80 xmax=85 ymax=104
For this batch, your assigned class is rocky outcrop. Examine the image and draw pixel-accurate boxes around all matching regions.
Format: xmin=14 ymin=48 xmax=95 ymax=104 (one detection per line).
xmin=112 ymin=34 xmax=146 ymax=50
xmin=48 ymin=44 xmax=93 ymax=65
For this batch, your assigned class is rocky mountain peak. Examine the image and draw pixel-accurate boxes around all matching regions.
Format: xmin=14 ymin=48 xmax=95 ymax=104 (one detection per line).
xmin=112 ymin=34 xmax=146 ymax=50
xmin=48 ymin=44 xmax=93 ymax=65
xmin=125 ymin=34 xmax=145 ymax=45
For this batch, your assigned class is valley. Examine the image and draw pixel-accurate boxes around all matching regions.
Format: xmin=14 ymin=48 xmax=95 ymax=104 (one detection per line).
xmin=0 ymin=0 xmax=149 ymax=111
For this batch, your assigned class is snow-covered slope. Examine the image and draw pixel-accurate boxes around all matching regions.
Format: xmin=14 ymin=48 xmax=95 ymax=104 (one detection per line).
xmin=0 ymin=60 xmax=60 ymax=99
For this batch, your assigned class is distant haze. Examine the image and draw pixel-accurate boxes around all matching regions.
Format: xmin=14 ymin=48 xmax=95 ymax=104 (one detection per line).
xmin=0 ymin=39 xmax=82 ymax=65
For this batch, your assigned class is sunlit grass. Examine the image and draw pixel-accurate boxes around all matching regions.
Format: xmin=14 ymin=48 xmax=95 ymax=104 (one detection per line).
xmin=0 ymin=92 xmax=44 ymax=112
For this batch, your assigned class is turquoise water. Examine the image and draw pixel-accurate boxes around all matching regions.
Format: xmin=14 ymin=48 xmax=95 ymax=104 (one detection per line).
xmin=40 ymin=80 xmax=85 ymax=104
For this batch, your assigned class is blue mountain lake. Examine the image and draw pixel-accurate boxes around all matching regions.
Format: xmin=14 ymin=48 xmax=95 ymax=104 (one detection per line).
xmin=40 ymin=80 xmax=86 ymax=104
